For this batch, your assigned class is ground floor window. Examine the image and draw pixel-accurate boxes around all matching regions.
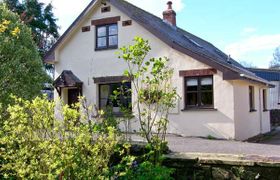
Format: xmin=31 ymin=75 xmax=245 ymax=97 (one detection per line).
xmin=249 ymin=86 xmax=255 ymax=111
xmin=263 ymin=89 xmax=268 ymax=111
xmin=185 ymin=76 xmax=213 ymax=108
xmin=99 ymin=82 xmax=131 ymax=113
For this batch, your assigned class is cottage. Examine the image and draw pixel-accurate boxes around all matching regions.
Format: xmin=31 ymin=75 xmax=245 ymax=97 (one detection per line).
xmin=45 ymin=0 xmax=272 ymax=140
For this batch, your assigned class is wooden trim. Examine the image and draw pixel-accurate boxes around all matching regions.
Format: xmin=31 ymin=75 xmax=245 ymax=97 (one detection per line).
xmin=101 ymin=6 xmax=111 ymax=13
xmin=91 ymin=16 xmax=120 ymax=26
xmin=81 ymin=26 xmax=90 ymax=32
xmin=122 ymin=20 xmax=132 ymax=26
xmin=44 ymin=51 xmax=55 ymax=64
xmin=93 ymin=76 xmax=130 ymax=84
xmin=179 ymin=68 xmax=217 ymax=77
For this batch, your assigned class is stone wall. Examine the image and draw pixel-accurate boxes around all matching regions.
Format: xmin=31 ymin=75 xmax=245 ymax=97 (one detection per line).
xmin=163 ymin=153 xmax=280 ymax=179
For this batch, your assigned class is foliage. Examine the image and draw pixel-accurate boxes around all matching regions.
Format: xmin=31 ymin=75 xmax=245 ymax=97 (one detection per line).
xmin=110 ymin=143 xmax=174 ymax=180
xmin=4 ymin=0 xmax=59 ymax=72
xmin=0 ymin=96 xmax=119 ymax=179
xmin=4 ymin=0 xmax=59 ymax=56
xmin=117 ymin=37 xmax=179 ymax=164
xmin=117 ymin=161 xmax=174 ymax=180
xmin=269 ymin=46 xmax=280 ymax=69
xmin=0 ymin=4 xmax=49 ymax=120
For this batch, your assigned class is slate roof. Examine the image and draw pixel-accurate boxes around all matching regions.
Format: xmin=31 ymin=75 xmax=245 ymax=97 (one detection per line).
xmin=54 ymin=70 xmax=83 ymax=88
xmin=248 ymin=68 xmax=280 ymax=81
xmin=44 ymin=0 xmax=271 ymax=85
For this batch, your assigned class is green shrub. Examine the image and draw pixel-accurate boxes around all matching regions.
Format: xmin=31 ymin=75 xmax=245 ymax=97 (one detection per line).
xmin=119 ymin=161 xmax=174 ymax=180
xmin=0 ymin=96 xmax=119 ymax=179
xmin=0 ymin=4 xmax=50 ymax=122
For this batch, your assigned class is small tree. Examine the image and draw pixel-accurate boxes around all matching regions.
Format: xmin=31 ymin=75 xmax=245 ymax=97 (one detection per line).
xmin=269 ymin=46 xmax=280 ymax=69
xmin=117 ymin=37 xmax=179 ymax=164
xmin=0 ymin=4 xmax=49 ymax=120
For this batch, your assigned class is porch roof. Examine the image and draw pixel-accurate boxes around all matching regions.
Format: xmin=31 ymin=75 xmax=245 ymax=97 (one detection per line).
xmin=54 ymin=70 xmax=83 ymax=88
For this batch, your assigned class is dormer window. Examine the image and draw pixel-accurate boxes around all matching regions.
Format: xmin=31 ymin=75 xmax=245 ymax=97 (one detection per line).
xmin=96 ymin=23 xmax=118 ymax=50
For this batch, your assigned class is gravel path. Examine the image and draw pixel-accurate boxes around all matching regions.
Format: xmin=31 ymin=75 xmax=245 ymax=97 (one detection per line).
xmin=130 ymin=128 xmax=280 ymax=158
xmin=166 ymin=136 xmax=280 ymax=157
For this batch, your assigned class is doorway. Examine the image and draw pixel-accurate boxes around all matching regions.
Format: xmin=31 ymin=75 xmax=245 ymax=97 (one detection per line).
xmin=68 ymin=88 xmax=80 ymax=106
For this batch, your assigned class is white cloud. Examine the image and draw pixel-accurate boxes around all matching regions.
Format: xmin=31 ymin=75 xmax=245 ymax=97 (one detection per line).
xmin=41 ymin=0 xmax=92 ymax=33
xmin=41 ymin=0 xmax=185 ymax=34
xmin=241 ymin=27 xmax=256 ymax=35
xmin=224 ymin=34 xmax=280 ymax=60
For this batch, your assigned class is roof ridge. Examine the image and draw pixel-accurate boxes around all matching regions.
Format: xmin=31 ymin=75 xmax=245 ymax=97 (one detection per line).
xmin=248 ymin=68 xmax=280 ymax=72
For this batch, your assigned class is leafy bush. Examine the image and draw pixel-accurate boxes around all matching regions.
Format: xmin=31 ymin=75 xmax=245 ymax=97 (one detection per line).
xmin=0 ymin=4 xmax=49 ymax=122
xmin=0 ymin=96 xmax=119 ymax=179
xmin=110 ymin=143 xmax=174 ymax=180
xmin=118 ymin=161 xmax=174 ymax=180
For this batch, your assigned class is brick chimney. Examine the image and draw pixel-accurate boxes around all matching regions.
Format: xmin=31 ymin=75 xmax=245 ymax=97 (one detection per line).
xmin=163 ymin=1 xmax=176 ymax=26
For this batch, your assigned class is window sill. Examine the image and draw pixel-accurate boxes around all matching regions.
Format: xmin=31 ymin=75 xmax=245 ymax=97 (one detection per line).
xmin=114 ymin=113 xmax=134 ymax=118
xmin=95 ymin=46 xmax=118 ymax=51
xmin=181 ymin=107 xmax=217 ymax=112
xmin=249 ymin=109 xmax=257 ymax=112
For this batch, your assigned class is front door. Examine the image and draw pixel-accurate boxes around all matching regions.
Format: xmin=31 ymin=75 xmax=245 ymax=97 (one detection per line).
xmin=68 ymin=89 xmax=79 ymax=106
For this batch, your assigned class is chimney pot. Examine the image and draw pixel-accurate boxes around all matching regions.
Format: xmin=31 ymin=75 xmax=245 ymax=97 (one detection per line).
xmin=163 ymin=1 xmax=176 ymax=26
xmin=167 ymin=1 xmax=172 ymax=9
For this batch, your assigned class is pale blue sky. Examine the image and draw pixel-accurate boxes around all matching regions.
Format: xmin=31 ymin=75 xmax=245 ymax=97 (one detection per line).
xmin=43 ymin=0 xmax=280 ymax=68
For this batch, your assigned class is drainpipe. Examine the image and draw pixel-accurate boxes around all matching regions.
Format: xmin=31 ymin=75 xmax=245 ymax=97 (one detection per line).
xmin=259 ymin=88 xmax=263 ymax=134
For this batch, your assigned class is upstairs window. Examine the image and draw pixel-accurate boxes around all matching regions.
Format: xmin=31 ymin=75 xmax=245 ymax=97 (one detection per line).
xmin=185 ymin=76 xmax=213 ymax=108
xmin=249 ymin=86 xmax=256 ymax=112
xmin=96 ymin=23 xmax=118 ymax=50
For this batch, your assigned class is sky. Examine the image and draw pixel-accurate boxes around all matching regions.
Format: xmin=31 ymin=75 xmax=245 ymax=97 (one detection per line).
xmin=41 ymin=0 xmax=280 ymax=68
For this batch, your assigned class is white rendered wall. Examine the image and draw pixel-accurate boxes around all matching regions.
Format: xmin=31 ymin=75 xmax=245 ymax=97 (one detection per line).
xmin=233 ymin=81 xmax=270 ymax=140
xmin=54 ymin=1 xmax=269 ymax=140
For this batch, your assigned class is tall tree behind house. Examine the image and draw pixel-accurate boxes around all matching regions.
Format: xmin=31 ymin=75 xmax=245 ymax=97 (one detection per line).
xmin=4 ymin=0 xmax=59 ymax=71
xmin=270 ymin=46 xmax=280 ymax=69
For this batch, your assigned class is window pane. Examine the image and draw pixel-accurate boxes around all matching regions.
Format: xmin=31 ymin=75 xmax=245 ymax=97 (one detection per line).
xmin=249 ymin=86 xmax=254 ymax=109
xmin=109 ymin=24 xmax=118 ymax=35
xmin=122 ymin=83 xmax=131 ymax=108
xmin=201 ymin=92 xmax=213 ymax=106
xmin=100 ymin=85 xmax=110 ymax=108
xmin=100 ymin=85 xmax=110 ymax=98
xmin=109 ymin=35 xmax=118 ymax=46
xmin=186 ymin=92 xmax=198 ymax=106
xmin=97 ymin=37 xmax=107 ymax=48
xmin=186 ymin=78 xmax=198 ymax=91
xmin=201 ymin=77 xmax=212 ymax=85
xmin=201 ymin=77 xmax=213 ymax=91
xmin=263 ymin=89 xmax=267 ymax=110
xmin=100 ymin=99 xmax=109 ymax=108
xmin=97 ymin=26 xmax=106 ymax=37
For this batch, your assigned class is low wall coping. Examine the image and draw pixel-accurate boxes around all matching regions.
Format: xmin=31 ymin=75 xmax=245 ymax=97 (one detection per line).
xmin=165 ymin=152 xmax=280 ymax=167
